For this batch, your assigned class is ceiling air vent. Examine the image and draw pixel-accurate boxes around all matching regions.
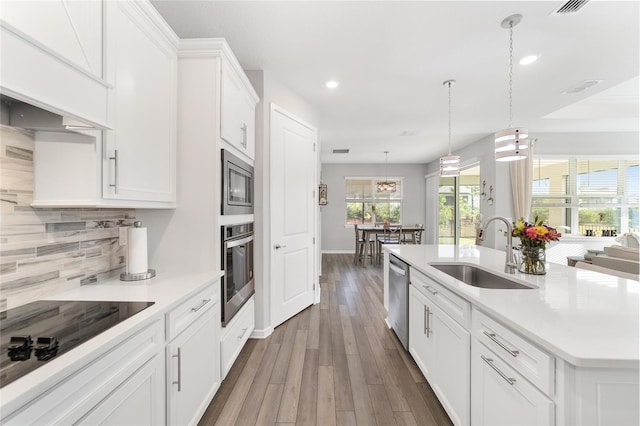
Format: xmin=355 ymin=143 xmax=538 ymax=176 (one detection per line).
xmin=332 ymin=149 xmax=350 ymax=154
xmin=551 ymin=0 xmax=590 ymax=15
xmin=562 ymin=79 xmax=603 ymax=94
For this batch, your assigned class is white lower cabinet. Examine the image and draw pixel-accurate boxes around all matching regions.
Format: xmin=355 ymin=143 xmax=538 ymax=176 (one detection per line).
xmin=79 ymin=353 xmax=165 ymax=425
xmin=2 ymin=320 xmax=165 ymax=425
xmin=221 ymin=297 xmax=255 ymax=378
xmin=166 ymin=283 xmax=221 ymax=426
xmin=409 ymin=285 xmax=434 ymax=380
xmin=472 ymin=339 xmax=554 ymax=425
xmin=408 ymin=283 xmax=470 ymax=425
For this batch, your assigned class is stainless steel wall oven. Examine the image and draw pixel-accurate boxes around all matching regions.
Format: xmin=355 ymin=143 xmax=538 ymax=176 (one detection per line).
xmin=221 ymin=222 xmax=255 ymax=326
xmin=221 ymin=149 xmax=254 ymax=215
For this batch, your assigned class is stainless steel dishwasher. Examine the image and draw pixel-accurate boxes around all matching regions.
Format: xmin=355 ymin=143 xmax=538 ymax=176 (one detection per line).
xmin=388 ymin=254 xmax=410 ymax=350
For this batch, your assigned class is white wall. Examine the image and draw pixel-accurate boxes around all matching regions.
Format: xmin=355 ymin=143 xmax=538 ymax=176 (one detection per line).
xmin=246 ymin=69 xmax=319 ymax=336
xmin=320 ymin=163 xmax=428 ymax=252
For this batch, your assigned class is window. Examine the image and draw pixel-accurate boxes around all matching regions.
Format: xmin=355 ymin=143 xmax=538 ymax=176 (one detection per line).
xmin=345 ymin=178 xmax=402 ymax=225
xmin=438 ymin=164 xmax=481 ymax=244
xmin=532 ymin=158 xmax=639 ymax=235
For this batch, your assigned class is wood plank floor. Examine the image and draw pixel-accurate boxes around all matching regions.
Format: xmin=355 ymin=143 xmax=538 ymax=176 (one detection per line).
xmin=199 ymin=254 xmax=452 ymax=426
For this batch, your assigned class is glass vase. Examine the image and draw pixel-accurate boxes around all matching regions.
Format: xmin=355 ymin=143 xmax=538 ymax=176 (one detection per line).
xmin=519 ymin=246 xmax=546 ymax=275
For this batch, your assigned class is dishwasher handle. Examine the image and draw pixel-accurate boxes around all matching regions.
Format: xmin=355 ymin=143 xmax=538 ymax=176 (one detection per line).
xmin=389 ymin=262 xmax=407 ymax=276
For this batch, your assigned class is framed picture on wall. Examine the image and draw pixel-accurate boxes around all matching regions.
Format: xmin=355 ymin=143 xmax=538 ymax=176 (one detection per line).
xmin=319 ymin=183 xmax=328 ymax=205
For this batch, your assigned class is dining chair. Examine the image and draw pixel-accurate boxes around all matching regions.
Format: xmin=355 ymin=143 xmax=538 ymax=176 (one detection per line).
xmin=376 ymin=225 xmax=402 ymax=263
xmin=353 ymin=224 xmax=365 ymax=265
xmin=354 ymin=224 xmax=375 ymax=265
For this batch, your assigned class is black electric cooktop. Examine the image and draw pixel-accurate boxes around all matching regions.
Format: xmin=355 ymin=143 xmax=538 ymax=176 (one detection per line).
xmin=0 ymin=300 xmax=154 ymax=389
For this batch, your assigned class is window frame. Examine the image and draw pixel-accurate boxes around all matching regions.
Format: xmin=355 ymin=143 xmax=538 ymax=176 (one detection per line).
xmin=344 ymin=176 xmax=404 ymax=226
xmin=531 ymin=156 xmax=638 ymax=235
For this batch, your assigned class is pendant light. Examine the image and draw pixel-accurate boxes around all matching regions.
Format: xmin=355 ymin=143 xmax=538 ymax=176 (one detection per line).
xmin=440 ymin=79 xmax=460 ymax=177
xmin=377 ymin=151 xmax=396 ymax=193
xmin=494 ymin=14 xmax=530 ymax=162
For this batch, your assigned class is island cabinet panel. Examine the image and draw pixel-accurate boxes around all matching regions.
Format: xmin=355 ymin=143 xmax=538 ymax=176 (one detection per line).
xmin=409 ymin=285 xmax=435 ymax=380
xmin=471 ymin=339 xmax=555 ymax=426
xmin=473 ymin=308 xmax=554 ymax=396
xmin=408 ymin=280 xmax=470 ymax=426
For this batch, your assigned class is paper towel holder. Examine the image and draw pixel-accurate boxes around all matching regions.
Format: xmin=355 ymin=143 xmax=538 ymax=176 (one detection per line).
xmin=120 ymin=221 xmax=156 ymax=281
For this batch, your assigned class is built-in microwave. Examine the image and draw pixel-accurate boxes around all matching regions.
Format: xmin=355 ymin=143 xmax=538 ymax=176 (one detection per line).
xmin=221 ymin=149 xmax=254 ymax=215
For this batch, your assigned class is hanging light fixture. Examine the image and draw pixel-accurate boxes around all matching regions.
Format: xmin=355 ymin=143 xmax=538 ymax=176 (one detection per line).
xmin=377 ymin=151 xmax=396 ymax=193
xmin=494 ymin=14 xmax=530 ymax=162
xmin=440 ymin=79 xmax=460 ymax=177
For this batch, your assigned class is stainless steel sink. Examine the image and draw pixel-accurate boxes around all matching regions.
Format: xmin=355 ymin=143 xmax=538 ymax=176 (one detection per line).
xmin=430 ymin=263 xmax=535 ymax=289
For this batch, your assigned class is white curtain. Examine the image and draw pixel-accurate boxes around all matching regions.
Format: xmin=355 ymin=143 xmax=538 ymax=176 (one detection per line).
xmin=509 ymin=140 xmax=535 ymax=221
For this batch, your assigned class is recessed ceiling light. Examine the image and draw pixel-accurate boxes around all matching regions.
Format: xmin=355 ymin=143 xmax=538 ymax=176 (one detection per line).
xmin=519 ymin=55 xmax=539 ymax=65
xmin=325 ymin=80 xmax=339 ymax=89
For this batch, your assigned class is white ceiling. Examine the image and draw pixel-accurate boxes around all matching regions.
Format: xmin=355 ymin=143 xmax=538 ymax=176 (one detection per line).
xmin=151 ymin=0 xmax=639 ymax=164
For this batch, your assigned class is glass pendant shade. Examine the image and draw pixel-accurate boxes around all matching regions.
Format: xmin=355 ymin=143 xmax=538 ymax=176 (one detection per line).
xmin=494 ymin=127 xmax=530 ymax=161
xmin=439 ymin=79 xmax=460 ymax=177
xmin=495 ymin=14 xmax=530 ymax=162
xmin=439 ymin=155 xmax=460 ymax=177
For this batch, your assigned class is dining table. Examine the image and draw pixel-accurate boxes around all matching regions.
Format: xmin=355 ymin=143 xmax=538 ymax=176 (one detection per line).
xmin=358 ymin=224 xmax=423 ymax=266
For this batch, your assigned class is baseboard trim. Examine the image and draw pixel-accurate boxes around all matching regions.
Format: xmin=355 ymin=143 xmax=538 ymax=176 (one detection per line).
xmin=251 ymin=326 xmax=274 ymax=339
xmin=321 ymin=250 xmax=353 ymax=254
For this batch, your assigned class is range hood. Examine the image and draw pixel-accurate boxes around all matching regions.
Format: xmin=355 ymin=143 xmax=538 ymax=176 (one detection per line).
xmin=1 ymin=95 xmax=96 ymax=132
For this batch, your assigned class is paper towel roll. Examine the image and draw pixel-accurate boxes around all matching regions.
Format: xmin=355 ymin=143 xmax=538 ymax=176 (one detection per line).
xmin=127 ymin=226 xmax=148 ymax=274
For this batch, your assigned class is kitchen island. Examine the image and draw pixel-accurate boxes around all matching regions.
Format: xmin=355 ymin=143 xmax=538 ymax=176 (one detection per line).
xmin=383 ymin=244 xmax=639 ymax=426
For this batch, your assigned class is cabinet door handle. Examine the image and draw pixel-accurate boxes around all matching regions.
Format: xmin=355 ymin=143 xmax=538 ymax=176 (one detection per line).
xmin=426 ymin=306 xmax=432 ymax=338
xmin=109 ymin=149 xmax=119 ymax=194
xmin=172 ymin=347 xmax=182 ymax=392
xmin=483 ymin=330 xmax=519 ymax=357
xmin=481 ymin=355 xmax=516 ymax=386
xmin=423 ymin=305 xmax=427 ymax=335
xmin=238 ymin=327 xmax=249 ymax=340
xmin=191 ymin=298 xmax=211 ymax=313
xmin=241 ymin=123 xmax=247 ymax=148
xmin=422 ymin=285 xmax=438 ymax=296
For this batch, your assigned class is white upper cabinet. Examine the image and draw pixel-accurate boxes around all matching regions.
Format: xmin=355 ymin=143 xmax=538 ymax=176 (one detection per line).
xmin=220 ymin=55 xmax=258 ymax=161
xmin=0 ymin=0 xmax=109 ymax=127
xmin=103 ymin=0 xmax=177 ymax=206
xmin=30 ymin=0 xmax=178 ymax=208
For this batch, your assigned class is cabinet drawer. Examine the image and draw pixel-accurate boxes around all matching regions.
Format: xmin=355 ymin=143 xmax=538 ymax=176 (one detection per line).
xmin=3 ymin=320 xmax=163 ymax=425
xmin=410 ymin=267 xmax=470 ymax=328
xmin=221 ymin=297 xmax=255 ymax=377
xmin=166 ymin=283 xmax=218 ymax=342
xmin=472 ymin=339 xmax=554 ymax=426
xmin=473 ymin=308 xmax=554 ymax=396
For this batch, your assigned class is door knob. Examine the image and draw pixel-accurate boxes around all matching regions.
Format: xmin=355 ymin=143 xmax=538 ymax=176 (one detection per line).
xmin=274 ymin=244 xmax=287 ymax=249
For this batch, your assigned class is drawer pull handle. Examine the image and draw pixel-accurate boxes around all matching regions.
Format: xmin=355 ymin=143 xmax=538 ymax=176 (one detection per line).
xmin=191 ymin=298 xmax=211 ymax=313
xmin=238 ymin=327 xmax=249 ymax=339
xmin=481 ymin=355 xmax=516 ymax=386
xmin=422 ymin=285 xmax=438 ymax=296
xmin=483 ymin=331 xmax=519 ymax=357
xmin=172 ymin=347 xmax=182 ymax=392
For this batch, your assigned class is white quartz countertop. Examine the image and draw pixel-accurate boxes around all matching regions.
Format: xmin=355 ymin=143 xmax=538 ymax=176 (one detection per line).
xmin=384 ymin=244 xmax=639 ymax=369
xmin=0 ymin=269 xmax=224 ymax=415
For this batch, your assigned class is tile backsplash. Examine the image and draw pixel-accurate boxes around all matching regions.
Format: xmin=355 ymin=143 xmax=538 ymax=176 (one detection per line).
xmin=0 ymin=125 xmax=135 ymax=309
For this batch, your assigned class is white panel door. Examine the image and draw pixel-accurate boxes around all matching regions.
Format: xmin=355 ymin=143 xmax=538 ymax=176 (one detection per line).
xmin=271 ymin=105 xmax=317 ymax=328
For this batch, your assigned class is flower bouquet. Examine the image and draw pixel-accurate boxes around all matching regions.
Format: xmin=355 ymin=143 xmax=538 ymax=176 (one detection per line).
xmin=512 ymin=216 xmax=561 ymax=274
